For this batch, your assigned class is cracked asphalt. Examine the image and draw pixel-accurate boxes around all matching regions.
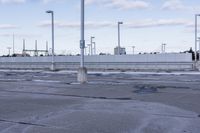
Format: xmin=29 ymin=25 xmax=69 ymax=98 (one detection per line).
xmin=0 ymin=70 xmax=200 ymax=133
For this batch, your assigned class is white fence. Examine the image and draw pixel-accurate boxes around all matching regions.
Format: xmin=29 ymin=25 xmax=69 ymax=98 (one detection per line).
xmin=0 ymin=53 xmax=194 ymax=71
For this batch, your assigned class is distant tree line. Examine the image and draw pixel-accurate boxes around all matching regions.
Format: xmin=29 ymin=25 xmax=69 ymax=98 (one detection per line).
xmin=181 ymin=47 xmax=199 ymax=61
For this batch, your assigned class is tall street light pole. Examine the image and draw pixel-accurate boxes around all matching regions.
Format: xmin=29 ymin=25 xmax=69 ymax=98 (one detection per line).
xmin=198 ymin=37 xmax=200 ymax=53
xmin=198 ymin=37 xmax=200 ymax=61
xmin=13 ymin=33 xmax=15 ymax=55
xmin=163 ymin=43 xmax=166 ymax=53
xmin=7 ymin=47 xmax=11 ymax=56
xmin=90 ymin=36 xmax=95 ymax=55
xmin=22 ymin=39 xmax=26 ymax=55
xmin=195 ymin=14 xmax=200 ymax=63
xmin=161 ymin=43 xmax=166 ymax=53
xmin=87 ymin=44 xmax=91 ymax=55
xmin=78 ymin=0 xmax=87 ymax=83
xmin=93 ymin=42 xmax=96 ymax=55
xmin=84 ymin=46 xmax=87 ymax=55
xmin=46 ymin=10 xmax=55 ymax=71
xmin=132 ymin=46 xmax=135 ymax=55
xmin=118 ymin=22 xmax=123 ymax=55
xmin=80 ymin=0 xmax=85 ymax=67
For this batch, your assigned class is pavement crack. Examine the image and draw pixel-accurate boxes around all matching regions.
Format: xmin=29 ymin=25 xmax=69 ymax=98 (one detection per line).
xmin=0 ymin=90 xmax=133 ymax=101
xmin=150 ymin=113 xmax=197 ymax=119
xmin=0 ymin=119 xmax=47 ymax=127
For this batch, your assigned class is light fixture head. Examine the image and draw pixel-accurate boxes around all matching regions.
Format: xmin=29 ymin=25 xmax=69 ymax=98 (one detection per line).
xmin=46 ymin=10 xmax=53 ymax=13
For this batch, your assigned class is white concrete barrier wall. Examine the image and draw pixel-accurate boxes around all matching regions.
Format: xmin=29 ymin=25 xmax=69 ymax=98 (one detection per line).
xmin=0 ymin=53 xmax=194 ymax=70
xmin=0 ymin=53 xmax=192 ymax=63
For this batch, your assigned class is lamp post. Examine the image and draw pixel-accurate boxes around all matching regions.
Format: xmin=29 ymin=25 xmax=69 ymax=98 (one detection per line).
xmin=13 ymin=33 xmax=15 ymax=55
xmin=93 ymin=42 xmax=96 ymax=55
xmin=198 ymin=37 xmax=200 ymax=52
xmin=46 ymin=10 xmax=55 ymax=71
xmin=195 ymin=14 xmax=200 ymax=62
xmin=77 ymin=0 xmax=87 ymax=83
xmin=161 ymin=43 xmax=166 ymax=53
xmin=90 ymin=36 xmax=95 ymax=55
xmin=49 ymin=48 xmax=52 ymax=55
xmin=118 ymin=21 xmax=123 ymax=55
xmin=80 ymin=0 xmax=85 ymax=67
xmin=84 ymin=46 xmax=87 ymax=55
xmin=132 ymin=46 xmax=135 ymax=55
xmin=163 ymin=43 xmax=166 ymax=53
xmin=7 ymin=47 xmax=11 ymax=57
xmin=87 ymin=44 xmax=91 ymax=55
xmin=35 ymin=40 xmax=38 ymax=56
xmin=46 ymin=41 xmax=49 ymax=56
xmin=198 ymin=37 xmax=200 ymax=61
xmin=22 ymin=39 xmax=26 ymax=55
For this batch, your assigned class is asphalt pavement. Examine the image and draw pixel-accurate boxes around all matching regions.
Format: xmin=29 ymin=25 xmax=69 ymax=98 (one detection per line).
xmin=0 ymin=70 xmax=200 ymax=133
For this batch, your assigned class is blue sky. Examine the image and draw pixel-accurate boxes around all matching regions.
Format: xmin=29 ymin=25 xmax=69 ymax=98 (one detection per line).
xmin=0 ymin=0 xmax=200 ymax=55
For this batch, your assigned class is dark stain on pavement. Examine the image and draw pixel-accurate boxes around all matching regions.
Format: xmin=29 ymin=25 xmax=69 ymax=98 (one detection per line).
xmin=133 ymin=85 xmax=158 ymax=94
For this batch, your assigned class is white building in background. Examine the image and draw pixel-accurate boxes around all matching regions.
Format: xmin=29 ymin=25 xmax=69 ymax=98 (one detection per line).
xmin=114 ymin=46 xmax=126 ymax=55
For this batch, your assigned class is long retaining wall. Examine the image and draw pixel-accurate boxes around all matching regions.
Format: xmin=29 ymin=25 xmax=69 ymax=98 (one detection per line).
xmin=0 ymin=53 xmax=194 ymax=71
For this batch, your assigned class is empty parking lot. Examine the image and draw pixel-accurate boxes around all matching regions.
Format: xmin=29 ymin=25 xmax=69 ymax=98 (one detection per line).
xmin=0 ymin=70 xmax=200 ymax=133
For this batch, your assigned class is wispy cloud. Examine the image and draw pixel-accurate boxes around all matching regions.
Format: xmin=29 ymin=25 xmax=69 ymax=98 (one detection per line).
xmin=0 ymin=24 xmax=18 ymax=29
xmin=0 ymin=33 xmax=42 ymax=39
xmin=38 ymin=20 xmax=115 ymax=29
xmin=0 ymin=0 xmax=150 ymax=10
xmin=38 ymin=19 xmax=192 ymax=29
xmin=162 ymin=0 xmax=185 ymax=10
xmin=126 ymin=19 xmax=190 ymax=28
xmin=0 ymin=0 xmax=65 ymax=4
xmin=0 ymin=0 xmax=26 ymax=4
xmin=42 ymin=0 xmax=65 ymax=4
xmin=85 ymin=0 xmax=150 ymax=10
xmin=162 ymin=0 xmax=200 ymax=11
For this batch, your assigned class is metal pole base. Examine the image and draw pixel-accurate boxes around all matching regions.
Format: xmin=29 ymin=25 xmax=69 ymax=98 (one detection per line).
xmin=77 ymin=67 xmax=87 ymax=84
xmin=195 ymin=61 xmax=200 ymax=71
xmin=50 ymin=63 xmax=55 ymax=71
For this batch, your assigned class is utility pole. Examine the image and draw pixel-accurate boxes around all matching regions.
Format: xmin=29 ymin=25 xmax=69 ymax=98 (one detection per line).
xmin=80 ymin=0 xmax=85 ymax=67
xmin=84 ymin=46 xmax=87 ymax=55
xmin=87 ymin=44 xmax=91 ymax=55
xmin=22 ymin=39 xmax=26 ymax=55
xmin=161 ymin=43 xmax=166 ymax=53
xmin=90 ymin=36 xmax=95 ymax=55
xmin=46 ymin=41 xmax=49 ymax=56
xmin=195 ymin=14 xmax=200 ymax=62
xmin=132 ymin=46 xmax=135 ymax=55
xmin=199 ymin=37 xmax=200 ymax=53
xmin=93 ymin=42 xmax=96 ymax=55
xmin=163 ymin=43 xmax=166 ymax=53
xmin=13 ymin=33 xmax=15 ymax=55
xmin=77 ymin=0 xmax=87 ymax=83
xmin=46 ymin=10 xmax=55 ymax=71
xmin=7 ymin=47 xmax=11 ymax=56
xmin=118 ymin=22 xmax=123 ymax=55
xmin=35 ymin=40 xmax=38 ymax=56
xmin=198 ymin=37 xmax=200 ymax=61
